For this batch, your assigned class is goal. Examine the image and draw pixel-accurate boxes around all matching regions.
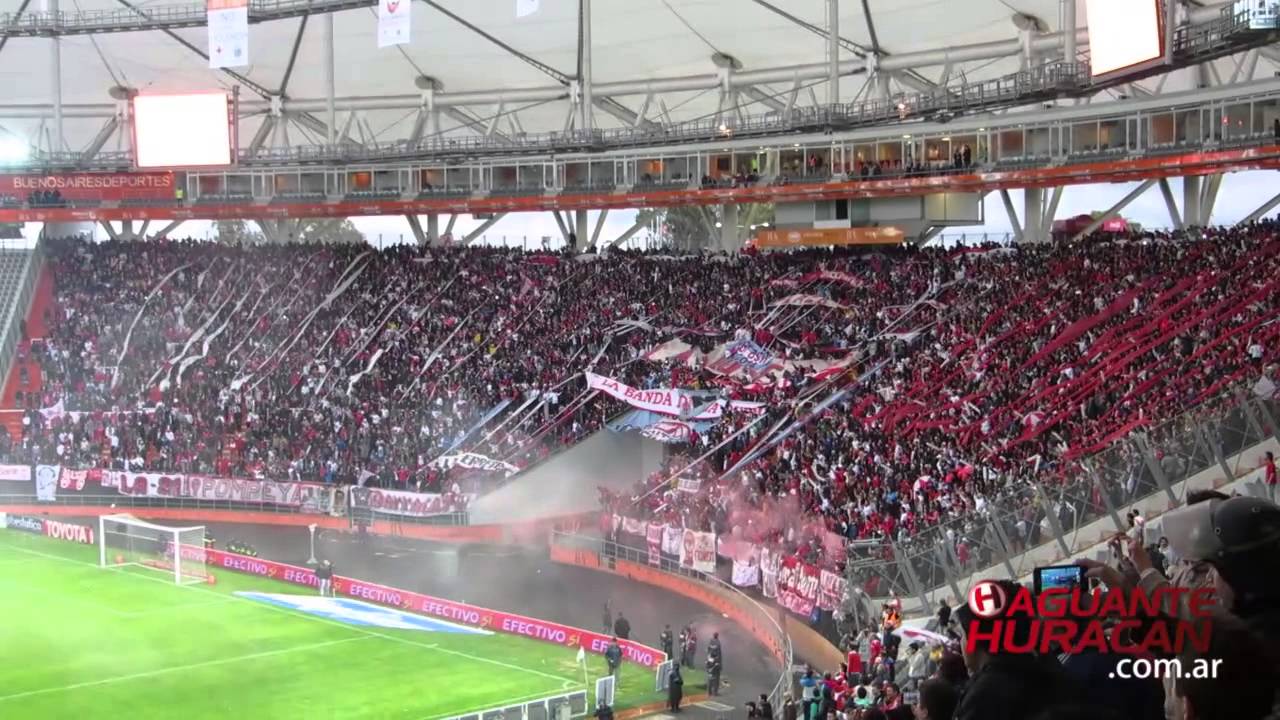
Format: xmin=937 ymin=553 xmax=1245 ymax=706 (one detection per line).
xmin=98 ymin=514 xmax=209 ymax=585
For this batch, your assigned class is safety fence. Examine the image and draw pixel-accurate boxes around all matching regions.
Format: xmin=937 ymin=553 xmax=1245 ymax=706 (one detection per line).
xmin=440 ymin=690 xmax=588 ymax=720
xmin=550 ymin=531 xmax=795 ymax=711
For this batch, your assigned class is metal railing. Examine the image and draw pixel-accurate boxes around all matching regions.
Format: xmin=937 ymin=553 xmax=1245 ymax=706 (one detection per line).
xmin=551 ymin=530 xmax=795 ymax=710
xmin=440 ymin=689 xmax=588 ymax=720
xmin=0 ymin=491 xmax=471 ymax=527
xmin=847 ymin=393 xmax=1278 ymax=617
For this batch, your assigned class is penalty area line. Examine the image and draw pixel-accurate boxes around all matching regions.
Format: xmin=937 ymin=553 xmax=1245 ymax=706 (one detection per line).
xmin=0 ymin=636 xmax=371 ymax=703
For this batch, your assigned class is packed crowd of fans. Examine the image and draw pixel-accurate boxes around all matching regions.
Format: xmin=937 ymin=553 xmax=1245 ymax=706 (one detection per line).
xmin=5 ymin=228 xmax=1277 ymax=557
xmin=766 ymin=492 xmax=1280 ymax=720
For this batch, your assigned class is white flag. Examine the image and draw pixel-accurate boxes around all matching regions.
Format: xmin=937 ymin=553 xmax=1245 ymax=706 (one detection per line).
xmin=377 ymin=0 xmax=411 ymax=48
xmin=516 ymin=0 xmax=540 ymax=18
xmin=35 ymin=465 xmax=59 ymax=503
xmin=207 ymin=0 xmax=249 ymax=69
xmin=575 ymin=646 xmax=586 ymax=664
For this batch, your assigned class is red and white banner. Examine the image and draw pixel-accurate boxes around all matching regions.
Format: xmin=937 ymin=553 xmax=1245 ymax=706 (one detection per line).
xmin=819 ymin=568 xmax=848 ymax=612
xmin=645 ymin=523 xmax=662 ymax=566
xmin=59 ymin=469 xmax=88 ymax=491
xmin=352 ymin=487 xmax=471 ymax=518
xmin=164 ymin=544 xmax=664 ymax=667
xmin=0 ymin=173 xmax=175 ymax=201
xmin=0 ymin=464 xmax=29 ymax=482
xmin=777 ymin=556 xmax=821 ymax=616
xmin=585 ymin=371 xmax=764 ymax=419
xmin=641 ymin=419 xmax=700 ymax=444
xmin=678 ymin=529 xmax=717 ymax=574
xmin=432 ymin=452 xmax=518 ymax=477
xmin=100 ymin=471 xmax=331 ymax=511
xmin=761 ymin=547 xmax=781 ymax=599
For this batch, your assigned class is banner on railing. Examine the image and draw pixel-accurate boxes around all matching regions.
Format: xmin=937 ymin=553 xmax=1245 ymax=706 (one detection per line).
xmin=731 ymin=556 xmax=760 ymax=587
xmin=98 ymin=471 xmax=333 ymax=512
xmin=678 ymin=529 xmax=716 ymax=574
xmin=646 ymin=523 xmax=662 ymax=566
xmin=160 ymin=543 xmax=665 ymax=667
xmin=34 ymin=465 xmax=58 ymax=502
xmin=0 ymin=464 xmax=29 ymax=482
xmin=760 ymin=547 xmax=781 ymax=599
xmin=349 ymin=487 xmax=471 ymax=518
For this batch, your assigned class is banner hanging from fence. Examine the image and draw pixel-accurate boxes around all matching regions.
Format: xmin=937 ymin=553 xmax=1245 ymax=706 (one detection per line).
xmin=646 ymin=523 xmax=662 ymax=566
xmin=349 ymin=486 xmax=472 ymax=518
xmin=98 ymin=471 xmax=332 ymax=512
xmin=678 ymin=529 xmax=716 ymax=574
xmin=431 ymin=452 xmax=519 ymax=477
xmin=0 ymin=464 xmax=29 ymax=482
xmin=34 ymin=465 xmax=58 ymax=502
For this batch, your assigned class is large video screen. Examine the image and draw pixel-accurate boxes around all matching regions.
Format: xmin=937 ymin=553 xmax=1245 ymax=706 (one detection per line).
xmin=1085 ymin=0 xmax=1165 ymax=77
xmin=133 ymin=92 xmax=233 ymax=168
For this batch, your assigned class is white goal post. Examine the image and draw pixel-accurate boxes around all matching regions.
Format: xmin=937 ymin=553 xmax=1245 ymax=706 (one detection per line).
xmin=98 ymin=514 xmax=209 ymax=585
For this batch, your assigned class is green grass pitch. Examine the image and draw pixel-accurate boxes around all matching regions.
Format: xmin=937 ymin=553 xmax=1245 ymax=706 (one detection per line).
xmin=0 ymin=529 xmax=699 ymax=719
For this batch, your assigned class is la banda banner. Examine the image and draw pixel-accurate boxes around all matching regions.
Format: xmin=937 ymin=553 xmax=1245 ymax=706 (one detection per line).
xmin=157 ymin=543 xmax=664 ymax=667
xmin=584 ymin=371 xmax=765 ymax=419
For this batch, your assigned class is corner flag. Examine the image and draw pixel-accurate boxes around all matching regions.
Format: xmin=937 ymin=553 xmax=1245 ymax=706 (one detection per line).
xmin=576 ymin=646 xmax=586 ymax=664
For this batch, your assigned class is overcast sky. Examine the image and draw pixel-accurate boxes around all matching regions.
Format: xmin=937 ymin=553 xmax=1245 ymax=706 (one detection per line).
xmin=46 ymin=170 xmax=1278 ymax=249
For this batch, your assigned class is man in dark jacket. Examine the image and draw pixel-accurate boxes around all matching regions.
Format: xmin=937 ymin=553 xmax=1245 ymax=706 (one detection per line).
xmin=659 ymin=625 xmax=674 ymax=659
xmin=604 ymin=638 xmax=622 ymax=678
xmin=704 ymin=653 xmax=721 ymax=696
xmin=613 ymin=611 xmax=631 ymax=640
xmin=666 ymin=665 xmax=683 ymax=712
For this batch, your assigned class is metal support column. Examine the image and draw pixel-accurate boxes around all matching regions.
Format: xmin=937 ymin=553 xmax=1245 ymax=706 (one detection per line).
xmin=47 ymin=0 xmax=63 ymax=151
xmin=574 ymin=209 xmax=588 ymax=250
xmin=826 ymin=0 xmax=840 ymax=105
xmin=324 ymin=13 xmax=336 ymax=144
xmin=1183 ymin=176 xmax=1202 ymax=227
xmin=601 ymin=217 xmax=646 ymax=251
xmin=1200 ymin=174 xmax=1222 ymax=225
xmin=889 ymin=539 xmax=932 ymax=616
xmin=579 ymin=0 xmax=593 ymax=131
xmin=721 ymin=203 xmax=740 ymax=252
xmin=1023 ymin=187 xmax=1044 ymax=243
xmin=405 ymin=215 xmax=427 ymax=245
xmin=589 ymin=209 xmax=609 ymax=249
xmin=463 ymin=213 xmax=505 ymax=245
xmin=1063 ymin=0 xmax=1077 ymax=61
xmin=986 ymin=513 xmax=1019 ymax=580
xmin=1158 ymin=178 xmax=1184 ymax=229
xmin=426 ymin=214 xmax=440 ymax=245
xmin=1235 ymin=188 xmax=1280 ymax=226
xmin=1000 ymin=189 xmax=1024 ymax=243
xmin=1083 ymin=461 xmax=1128 ymax=532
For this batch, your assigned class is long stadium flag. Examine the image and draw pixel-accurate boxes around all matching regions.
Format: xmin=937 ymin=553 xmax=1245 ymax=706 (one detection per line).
xmin=207 ymin=0 xmax=249 ymax=69
xmin=377 ymin=0 xmax=411 ymax=48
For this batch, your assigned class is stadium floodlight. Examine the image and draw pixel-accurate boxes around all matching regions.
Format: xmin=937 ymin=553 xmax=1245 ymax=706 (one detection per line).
xmin=0 ymin=137 xmax=29 ymax=165
xmin=99 ymin=514 xmax=209 ymax=585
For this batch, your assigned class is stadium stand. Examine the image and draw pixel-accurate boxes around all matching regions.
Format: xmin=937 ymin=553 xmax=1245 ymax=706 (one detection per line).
xmin=5 ymin=229 xmax=1275 ymax=557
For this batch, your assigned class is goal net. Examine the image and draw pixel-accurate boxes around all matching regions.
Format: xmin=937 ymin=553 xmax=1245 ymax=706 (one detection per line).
xmin=98 ymin=514 xmax=209 ymax=585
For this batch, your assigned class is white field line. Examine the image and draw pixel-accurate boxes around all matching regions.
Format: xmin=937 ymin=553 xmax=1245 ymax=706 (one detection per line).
xmin=0 ymin=538 xmax=576 ymax=685
xmin=0 ymin=637 xmax=370 ymax=703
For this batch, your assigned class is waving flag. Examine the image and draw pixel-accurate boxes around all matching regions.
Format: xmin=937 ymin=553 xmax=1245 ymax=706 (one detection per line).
xmin=516 ymin=0 xmax=540 ymax=18
xmin=207 ymin=0 xmax=249 ymax=69
xmin=378 ymin=0 xmax=411 ymax=48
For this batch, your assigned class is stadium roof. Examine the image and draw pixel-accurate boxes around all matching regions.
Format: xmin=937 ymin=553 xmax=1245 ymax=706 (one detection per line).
xmin=0 ymin=0 xmax=1251 ymax=154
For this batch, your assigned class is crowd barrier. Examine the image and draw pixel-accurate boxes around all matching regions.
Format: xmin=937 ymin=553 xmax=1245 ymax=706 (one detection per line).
xmin=550 ymin=532 xmax=798 ymax=709
xmin=0 ymin=511 xmax=666 ymax=669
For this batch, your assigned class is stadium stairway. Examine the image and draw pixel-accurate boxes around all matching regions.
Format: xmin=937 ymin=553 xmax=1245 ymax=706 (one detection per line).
xmin=0 ymin=253 xmax=51 ymax=439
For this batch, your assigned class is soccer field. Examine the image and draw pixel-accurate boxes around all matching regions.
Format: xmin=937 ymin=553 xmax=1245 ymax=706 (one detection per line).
xmin=0 ymin=529 xmax=687 ymax=719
